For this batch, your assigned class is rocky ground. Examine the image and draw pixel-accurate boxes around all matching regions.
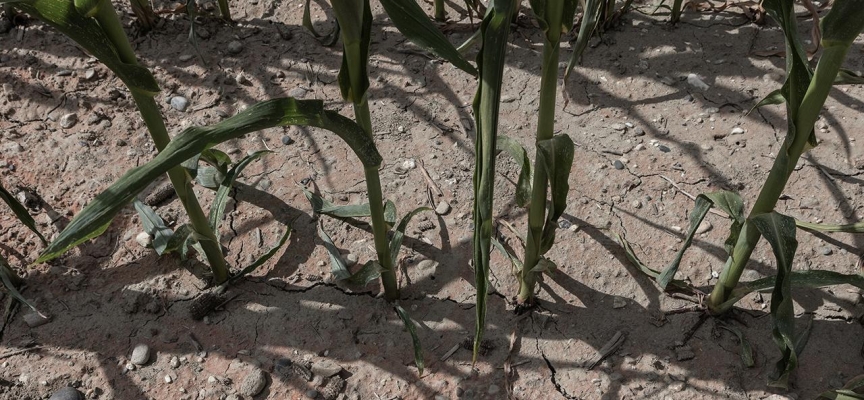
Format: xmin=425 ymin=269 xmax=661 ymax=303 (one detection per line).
xmin=0 ymin=0 xmax=863 ymax=399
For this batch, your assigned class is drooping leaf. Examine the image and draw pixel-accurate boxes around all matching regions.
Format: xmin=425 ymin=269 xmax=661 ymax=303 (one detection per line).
xmin=656 ymin=195 xmax=712 ymax=290
xmin=496 ymin=135 xmax=532 ymax=207
xmin=718 ymin=323 xmax=755 ymax=368
xmin=384 ymin=200 xmax=397 ymax=228
xmin=230 ymin=225 xmax=292 ymax=280
xmin=492 ymin=237 xmax=523 ymax=275
xmin=835 ymin=69 xmax=864 ymax=85
xmin=195 ymin=166 xmax=224 ymax=190
xmin=537 ymin=134 xmax=574 ymax=255
xmin=394 ymin=304 xmax=425 ymax=375
xmin=209 ymin=150 xmax=272 ymax=241
xmin=163 ymin=223 xmax=193 ymax=257
xmin=750 ymin=212 xmax=798 ymax=389
xmin=388 ymin=207 xmax=432 ymax=266
xmin=529 ymin=257 xmax=557 ymax=274
xmin=818 ymin=375 xmax=864 ymax=400
xmin=14 ymin=0 xmax=160 ymax=95
xmin=796 ymin=220 xmax=864 ymax=233
xmin=302 ymin=188 xmax=373 ymax=219
xmin=0 ymin=256 xmax=42 ymax=315
xmin=36 ymin=98 xmax=381 ymax=264
xmin=133 ymin=200 xmax=174 ymax=255
xmin=748 ymin=89 xmax=785 ymax=115
xmin=471 ymin=0 xmax=515 ymax=364
xmin=303 ymin=0 xmax=340 ymax=46
xmin=613 ymin=232 xmax=692 ymax=290
xmin=564 ymin=0 xmax=602 ymax=78
xmin=346 ymin=260 xmax=384 ymax=286
xmin=0 ymin=182 xmax=46 ymax=245
xmin=717 ymin=270 xmax=864 ymax=313
xmin=379 ymin=0 xmax=477 ymax=75
xmin=318 ymin=223 xmax=351 ymax=281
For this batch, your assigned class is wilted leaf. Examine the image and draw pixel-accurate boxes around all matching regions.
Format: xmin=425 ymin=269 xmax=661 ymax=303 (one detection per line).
xmin=537 ymin=134 xmax=574 ymax=255
xmin=0 ymin=182 xmax=46 ymax=245
xmin=394 ymin=304 xmax=425 ymax=375
xmin=496 ymin=135 xmax=532 ymax=207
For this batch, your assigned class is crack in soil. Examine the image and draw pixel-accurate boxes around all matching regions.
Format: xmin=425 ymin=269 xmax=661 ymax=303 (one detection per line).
xmin=537 ymin=336 xmax=578 ymax=400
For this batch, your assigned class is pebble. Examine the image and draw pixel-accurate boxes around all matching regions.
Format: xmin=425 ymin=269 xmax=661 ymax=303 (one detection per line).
xmin=281 ymin=135 xmax=294 ymax=145
xmin=179 ymin=54 xmax=194 ymax=62
xmin=170 ymin=96 xmax=190 ymax=112
xmin=196 ymin=28 xmax=211 ymax=39
xmin=435 ymin=201 xmax=451 ymax=215
xmin=164 ymin=375 xmax=173 ymax=383
xmin=305 ymin=389 xmax=319 ymax=399
xmin=675 ymin=346 xmax=695 ymax=361
xmin=557 ymin=219 xmax=572 ymax=229
xmin=821 ymin=247 xmax=833 ymax=256
xmin=227 ymin=40 xmax=244 ymax=55
xmin=613 ymin=160 xmax=625 ymax=170
xmin=59 ymin=113 xmax=78 ymax=129
xmin=730 ymin=127 xmax=745 ymax=135
xmin=23 ymin=311 xmax=51 ymax=328
xmin=658 ymin=145 xmax=670 ymax=153
xmin=49 ymin=387 xmax=83 ymax=400
xmin=343 ymin=253 xmax=358 ymax=267
xmin=130 ymin=344 xmax=151 ymax=365
xmin=311 ymin=360 xmax=342 ymax=377
xmin=288 ymin=87 xmax=308 ymax=98
xmin=686 ymin=73 xmax=710 ymax=91
xmin=84 ymin=69 xmax=97 ymax=80
xmin=488 ymin=384 xmax=500 ymax=395
xmin=169 ymin=356 xmax=180 ymax=368
xmin=401 ymin=158 xmax=417 ymax=170
xmin=135 ymin=232 xmax=152 ymax=248
xmin=240 ymin=369 xmax=268 ymax=396
xmin=612 ymin=296 xmax=627 ymax=309
xmin=633 ymin=127 xmax=645 ymax=136
xmin=631 ymin=200 xmax=642 ymax=209
xmin=696 ymin=220 xmax=712 ymax=234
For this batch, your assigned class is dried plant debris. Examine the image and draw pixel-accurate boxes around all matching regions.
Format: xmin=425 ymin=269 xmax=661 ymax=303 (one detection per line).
xmin=321 ymin=376 xmax=346 ymax=400
xmin=144 ymin=183 xmax=176 ymax=207
xmin=461 ymin=336 xmax=495 ymax=356
xmin=188 ymin=292 xmax=227 ymax=321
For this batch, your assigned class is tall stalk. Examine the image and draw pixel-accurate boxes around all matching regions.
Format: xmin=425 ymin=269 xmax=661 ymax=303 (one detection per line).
xmin=91 ymin=0 xmax=230 ymax=283
xmin=434 ymin=0 xmax=445 ymax=21
xmin=707 ymin=0 xmax=864 ymax=313
xmin=332 ymin=0 xmax=399 ymax=301
xmin=217 ymin=0 xmax=231 ymax=21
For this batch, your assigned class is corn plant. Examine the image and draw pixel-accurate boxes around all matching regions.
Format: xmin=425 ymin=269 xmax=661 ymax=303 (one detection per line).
xmin=434 ymin=0 xmax=445 ymax=21
xmin=217 ymin=0 xmax=230 ymax=21
xmin=618 ymin=0 xmax=864 ymax=387
xmin=819 ymin=375 xmax=864 ymax=400
xmin=303 ymin=0 xmax=475 ymax=303
xmin=0 ymin=182 xmax=47 ymax=315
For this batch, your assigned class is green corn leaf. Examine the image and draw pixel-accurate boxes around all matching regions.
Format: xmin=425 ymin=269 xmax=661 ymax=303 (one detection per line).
xmin=35 ymin=98 xmax=380 ymax=264
xmin=835 ymin=69 xmax=864 ymax=85
xmin=332 ymin=0 xmax=372 ymax=103
xmin=670 ymin=0 xmax=683 ymax=22
xmin=201 ymin=149 xmax=233 ymax=172
xmin=302 ymin=188 xmax=373 ymax=219
xmin=748 ymin=89 xmax=785 ymax=115
xmin=318 ymin=223 xmax=351 ymax=280
xmin=613 ymin=232 xmax=692 ymax=291
xmin=132 ymin=200 xmax=174 ymax=255
xmin=818 ymin=376 xmax=864 ymax=399
xmin=185 ymin=0 xmax=205 ymax=63
xmin=195 ymin=166 xmax=224 ymax=190
xmin=302 ymin=0 xmax=340 ymax=46
xmin=717 ymin=270 xmax=864 ymax=313
xmin=163 ymin=223 xmax=193 ymax=257
xmin=230 ymin=225 xmax=292 ymax=280
xmin=346 ymin=260 xmax=384 ymax=286
xmin=14 ymin=0 xmax=159 ymax=95
xmin=0 ymin=256 xmax=42 ymax=315
xmin=384 ymin=200 xmax=397 ymax=228
xmin=750 ymin=212 xmax=798 ymax=389
xmin=496 ymin=135 xmax=532 ymax=207
xmin=209 ymin=150 xmax=272 ymax=241
xmin=491 ymin=237 xmax=523 ymax=275
xmin=388 ymin=207 xmax=431 ymax=266
xmin=702 ymin=191 xmax=745 ymax=258
xmin=394 ymin=304 xmax=425 ymax=375
xmin=528 ymin=0 xmax=576 ymax=40
xmin=537 ymin=134 xmax=574 ymax=255
xmin=564 ymin=0 xmax=602 ymax=79
xmin=530 ymin=257 xmax=557 ymax=274
xmin=471 ymin=0 xmax=515 ymax=364
xmin=0 ymin=182 xmax=46 ymax=245
xmin=718 ymin=323 xmax=755 ymax=368
xmin=379 ymin=0 xmax=477 ymax=75
xmin=796 ymin=220 xmax=864 ymax=233
xmin=657 ymin=196 xmax=712 ymax=290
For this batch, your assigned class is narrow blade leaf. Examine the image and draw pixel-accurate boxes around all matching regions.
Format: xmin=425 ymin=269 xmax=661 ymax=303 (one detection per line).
xmin=0 ymin=182 xmax=46 ymax=245
xmin=302 ymin=189 xmax=373 ymax=219
xmin=496 ymin=135 xmax=532 ymax=207
xmin=133 ymin=200 xmax=174 ymax=255
xmin=318 ymin=223 xmax=351 ymax=281
xmin=394 ymin=304 xmax=425 ymax=375
xmin=231 ymin=225 xmax=292 ymax=280
xmin=388 ymin=207 xmax=432 ymax=266
xmin=537 ymin=134 xmax=574 ymax=255
xmin=657 ymin=196 xmax=712 ymax=289
xmin=209 ymin=150 xmax=272 ymax=241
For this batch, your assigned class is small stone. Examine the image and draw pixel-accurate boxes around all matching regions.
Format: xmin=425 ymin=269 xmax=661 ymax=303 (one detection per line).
xmin=136 ymin=232 xmax=153 ymax=248
xmin=488 ymin=384 xmax=500 ymax=395
xmin=613 ymin=160 xmax=625 ymax=170
xmin=179 ymin=54 xmax=194 ymax=62
xmin=417 ymin=259 xmax=438 ymax=272
xmin=49 ymin=387 xmax=83 ymax=400
xmin=288 ymin=87 xmax=308 ymax=98
xmin=633 ymin=127 xmax=645 ymax=136
xmin=236 ymin=73 xmax=251 ymax=86
xmin=343 ymin=253 xmax=358 ymax=267
xmin=612 ymin=296 xmax=627 ymax=309
xmin=730 ymin=127 xmax=745 ymax=135
xmin=196 ymin=28 xmax=211 ymax=39
xmin=130 ymin=344 xmax=151 ymax=365
xmin=658 ymin=145 xmax=671 ymax=153
xmin=84 ymin=69 xmax=97 ymax=80
xmin=401 ymin=159 xmax=416 ymax=170
xmin=611 ymin=123 xmax=627 ymax=131
xmin=169 ymin=356 xmax=180 ymax=368
xmin=164 ymin=375 xmax=173 ymax=383
xmin=631 ymin=200 xmax=642 ymax=209
xmin=125 ymin=363 xmax=136 ymax=371
xmin=170 ymin=96 xmax=190 ymax=112
xmin=240 ymin=369 xmax=268 ymax=396
xmin=435 ymin=201 xmax=451 ymax=215
xmin=59 ymin=113 xmax=78 ymax=129
xmin=227 ymin=40 xmax=244 ymax=55
xmin=675 ymin=346 xmax=695 ymax=361
xmin=311 ymin=360 xmax=342 ymax=378
xmin=686 ymin=73 xmax=709 ymax=91
xmin=558 ymin=219 xmax=572 ymax=229
xmin=23 ymin=311 xmax=51 ymax=328
xmin=281 ymin=136 xmax=294 ymax=145
xmin=305 ymin=389 xmax=319 ymax=399
xmin=696 ymin=220 xmax=712 ymax=234
xmin=821 ymin=247 xmax=833 ymax=256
